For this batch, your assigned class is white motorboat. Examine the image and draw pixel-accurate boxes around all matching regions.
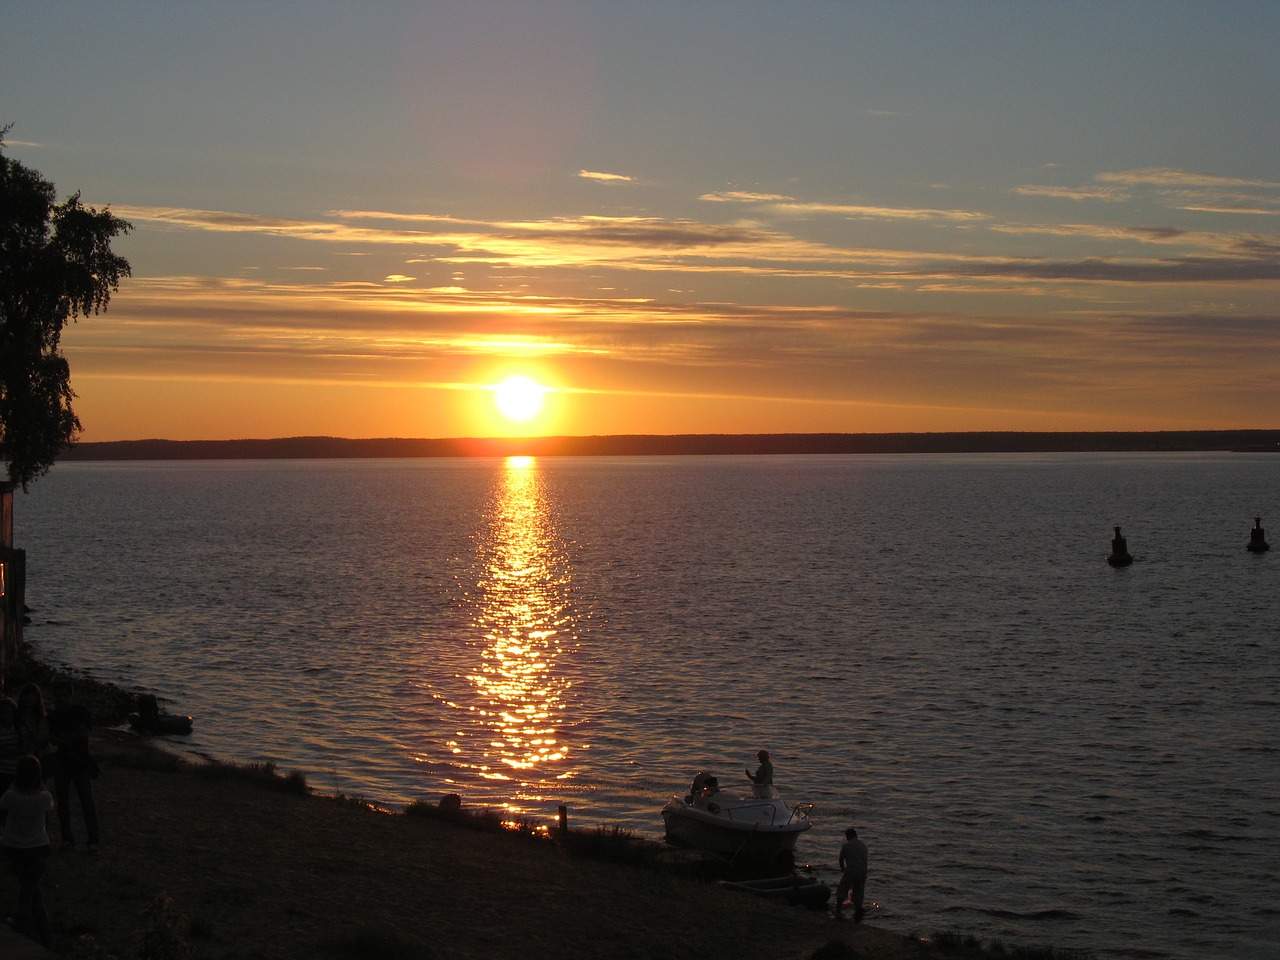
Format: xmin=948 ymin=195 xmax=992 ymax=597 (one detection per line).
xmin=661 ymin=772 xmax=813 ymax=860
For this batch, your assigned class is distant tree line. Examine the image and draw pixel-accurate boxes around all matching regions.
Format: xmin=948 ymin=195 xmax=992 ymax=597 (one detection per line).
xmin=58 ymin=430 xmax=1280 ymax=461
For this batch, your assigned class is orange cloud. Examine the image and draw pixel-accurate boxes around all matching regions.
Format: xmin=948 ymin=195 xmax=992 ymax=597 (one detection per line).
xmin=1015 ymin=168 xmax=1280 ymax=216
xmin=578 ymin=170 xmax=634 ymax=183
xmin=700 ymin=191 xmax=987 ymax=222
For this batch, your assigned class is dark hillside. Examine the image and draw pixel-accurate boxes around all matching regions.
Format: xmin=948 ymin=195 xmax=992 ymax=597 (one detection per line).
xmin=58 ymin=430 xmax=1280 ymax=461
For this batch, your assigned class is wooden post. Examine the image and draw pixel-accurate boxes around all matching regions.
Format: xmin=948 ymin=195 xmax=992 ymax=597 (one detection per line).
xmin=557 ymin=805 xmax=568 ymax=834
xmin=0 ymin=484 xmax=24 ymax=674
xmin=0 ymin=547 xmax=23 ymax=675
xmin=1 ymin=483 xmax=12 ymax=550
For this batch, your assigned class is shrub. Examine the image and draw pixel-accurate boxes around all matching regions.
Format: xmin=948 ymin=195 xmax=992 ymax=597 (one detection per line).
xmin=193 ymin=758 xmax=309 ymax=796
xmin=560 ymin=825 xmax=664 ymax=868
xmin=133 ymin=893 xmax=193 ymax=960
xmin=329 ymin=924 xmax=439 ymax=960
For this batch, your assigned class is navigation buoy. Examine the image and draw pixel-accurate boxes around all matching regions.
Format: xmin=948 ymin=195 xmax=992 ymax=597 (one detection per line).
xmin=1247 ymin=516 xmax=1270 ymax=553
xmin=1107 ymin=525 xmax=1133 ymax=567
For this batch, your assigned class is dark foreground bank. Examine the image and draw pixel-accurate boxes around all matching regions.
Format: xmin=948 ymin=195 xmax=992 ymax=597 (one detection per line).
xmin=1 ymin=655 xmax=1087 ymax=959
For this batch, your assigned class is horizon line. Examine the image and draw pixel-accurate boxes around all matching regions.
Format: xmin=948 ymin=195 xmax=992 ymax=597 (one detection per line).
xmin=56 ymin=429 xmax=1280 ymax=462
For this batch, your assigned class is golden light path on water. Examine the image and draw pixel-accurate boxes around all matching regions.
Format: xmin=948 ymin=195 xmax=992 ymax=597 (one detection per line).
xmin=436 ymin=456 xmax=578 ymax=823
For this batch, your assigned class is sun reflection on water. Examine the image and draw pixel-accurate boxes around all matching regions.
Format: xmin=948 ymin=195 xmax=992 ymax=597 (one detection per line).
xmin=443 ymin=456 xmax=577 ymax=798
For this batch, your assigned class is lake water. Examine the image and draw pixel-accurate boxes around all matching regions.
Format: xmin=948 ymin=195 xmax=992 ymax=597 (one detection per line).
xmin=12 ymin=453 xmax=1280 ymax=959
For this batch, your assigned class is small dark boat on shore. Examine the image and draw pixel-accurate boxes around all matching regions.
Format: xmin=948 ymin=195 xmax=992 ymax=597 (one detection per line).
xmin=717 ymin=874 xmax=831 ymax=909
xmin=128 ymin=693 xmax=194 ymax=736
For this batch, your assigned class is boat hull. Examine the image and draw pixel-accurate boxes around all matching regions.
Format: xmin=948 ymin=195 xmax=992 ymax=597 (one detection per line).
xmin=129 ymin=693 xmax=194 ymax=735
xmin=717 ymin=875 xmax=831 ymax=909
xmin=661 ymin=794 xmax=811 ymax=859
xmin=128 ymin=712 xmax=194 ymax=735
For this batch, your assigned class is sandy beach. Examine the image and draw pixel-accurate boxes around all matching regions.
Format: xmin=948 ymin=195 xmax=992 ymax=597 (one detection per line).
xmin=0 ymin=661 xmax=965 ymax=960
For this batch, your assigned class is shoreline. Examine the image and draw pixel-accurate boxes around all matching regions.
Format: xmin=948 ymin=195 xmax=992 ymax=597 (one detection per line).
xmin=57 ymin=429 xmax=1280 ymax=462
xmin=1 ymin=650 xmax=1007 ymax=960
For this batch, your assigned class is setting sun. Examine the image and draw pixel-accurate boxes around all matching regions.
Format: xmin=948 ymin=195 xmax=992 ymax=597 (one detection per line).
xmin=493 ymin=375 xmax=548 ymax=423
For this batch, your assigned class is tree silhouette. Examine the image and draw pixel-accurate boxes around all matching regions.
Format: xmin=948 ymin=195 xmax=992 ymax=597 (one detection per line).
xmin=1 ymin=127 xmax=131 ymax=489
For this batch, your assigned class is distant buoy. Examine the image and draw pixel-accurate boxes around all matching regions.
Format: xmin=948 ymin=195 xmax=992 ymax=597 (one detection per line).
xmin=1107 ymin=524 xmax=1133 ymax=567
xmin=1247 ymin=516 xmax=1270 ymax=553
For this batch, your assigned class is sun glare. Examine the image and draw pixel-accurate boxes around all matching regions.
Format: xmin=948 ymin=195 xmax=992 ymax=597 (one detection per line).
xmin=493 ymin=375 xmax=547 ymax=423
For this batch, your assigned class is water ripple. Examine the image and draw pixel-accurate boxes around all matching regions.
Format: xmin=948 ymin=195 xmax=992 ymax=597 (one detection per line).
xmin=15 ymin=453 xmax=1280 ymax=960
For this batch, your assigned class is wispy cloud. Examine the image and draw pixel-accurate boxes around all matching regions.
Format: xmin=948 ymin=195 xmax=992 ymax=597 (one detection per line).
xmin=1158 ymin=193 xmax=1280 ymax=216
xmin=578 ymin=170 xmax=634 ymax=183
xmin=1095 ymin=169 xmax=1280 ymax=189
xmin=700 ymin=191 xmax=796 ymax=203
xmin=1014 ymin=167 xmax=1280 ymax=215
xmin=89 ymin=276 xmax=1277 ymax=420
xmin=699 ymin=191 xmax=987 ymax=222
xmin=115 ymin=200 xmax=1280 ymax=292
xmin=988 ymin=222 xmax=1260 ymax=254
xmin=771 ymin=201 xmax=988 ymax=222
xmin=1012 ymin=184 xmax=1128 ymax=202
xmin=932 ymin=254 xmax=1280 ymax=285
xmin=113 ymin=205 xmax=441 ymax=244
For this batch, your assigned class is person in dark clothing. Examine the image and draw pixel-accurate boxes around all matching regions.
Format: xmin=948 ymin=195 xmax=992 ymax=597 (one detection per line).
xmin=835 ymin=827 xmax=869 ymax=922
xmin=15 ymin=684 xmax=50 ymax=770
xmin=1 ymin=754 xmax=55 ymax=947
xmin=47 ymin=681 xmax=99 ymax=852
xmin=0 ymin=697 xmax=20 ymax=802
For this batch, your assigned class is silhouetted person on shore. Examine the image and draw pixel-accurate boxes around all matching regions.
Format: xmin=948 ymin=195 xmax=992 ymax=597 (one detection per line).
xmin=48 ymin=681 xmax=100 ymax=852
xmin=0 ymin=697 xmax=19 ymax=825
xmin=835 ymin=827 xmax=869 ymax=922
xmin=15 ymin=684 xmax=50 ymax=771
xmin=1 ymin=755 xmax=55 ymax=947
xmin=746 ymin=749 xmax=774 ymax=798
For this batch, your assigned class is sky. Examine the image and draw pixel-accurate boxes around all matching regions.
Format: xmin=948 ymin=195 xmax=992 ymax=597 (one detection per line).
xmin=3 ymin=1 xmax=1278 ymax=441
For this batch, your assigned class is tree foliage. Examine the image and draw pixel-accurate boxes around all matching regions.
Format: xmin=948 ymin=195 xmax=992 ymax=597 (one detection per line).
xmin=0 ymin=127 xmax=131 ymax=489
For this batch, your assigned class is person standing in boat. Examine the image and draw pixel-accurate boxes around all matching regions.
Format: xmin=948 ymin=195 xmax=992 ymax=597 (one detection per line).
xmin=745 ymin=749 xmax=774 ymax=798
xmin=835 ymin=827 xmax=869 ymax=923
